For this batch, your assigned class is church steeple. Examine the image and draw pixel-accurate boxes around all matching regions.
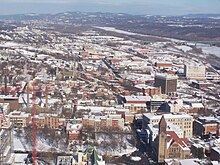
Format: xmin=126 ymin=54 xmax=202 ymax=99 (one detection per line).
xmin=157 ymin=115 xmax=167 ymax=164
xmin=159 ymin=115 xmax=167 ymax=134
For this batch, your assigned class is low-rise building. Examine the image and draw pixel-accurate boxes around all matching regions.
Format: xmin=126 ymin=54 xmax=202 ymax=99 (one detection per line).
xmin=66 ymin=123 xmax=83 ymax=141
xmin=191 ymin=81 xmax=214 ymax=89
xmin=0 ymin=95 xmax=20 ymax=111
xmin=155 ymin=62 xmax=173 ymax=69
xmin=123 ymin=95 xmax=151 ymax=113
xmin=8 ymin=110 xmax=31 ymax=128
xmin=166 ymin=131 xmax=191 ymax=159
xmin=35 ymin=114 xmax=66 ymax=129
xmin=164 ymin=98 xmax=183 ymax=113
xmin=82 ymin=115 xmax=124 ymax=130
xmin=135 ymin=84 xmax=161 ymax=96
xmin=193 ymin=116 xmax=219 ymax=137
xmin=146 ymin=97 xmax=166 ymax=112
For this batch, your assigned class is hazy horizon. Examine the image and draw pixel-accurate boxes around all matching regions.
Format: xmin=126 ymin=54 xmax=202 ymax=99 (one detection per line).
xmin=0 ymin=0 xmax=220 ymax=16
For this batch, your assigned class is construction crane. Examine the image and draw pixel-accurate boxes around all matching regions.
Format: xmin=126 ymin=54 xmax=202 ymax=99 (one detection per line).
xmin=31 ymin=93 xmax=37 ymax=165
xmin=19 ymin=62 xmax=54 ymax=164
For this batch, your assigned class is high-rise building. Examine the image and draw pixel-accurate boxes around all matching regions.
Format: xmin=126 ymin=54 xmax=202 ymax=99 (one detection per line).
xmin=184 ymin=63 xmax=206 ymax=79
xmin=154 ymin=74 xmax=178 ymax=94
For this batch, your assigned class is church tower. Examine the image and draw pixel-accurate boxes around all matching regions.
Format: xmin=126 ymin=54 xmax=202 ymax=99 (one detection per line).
xmin=157 ymin=115 xmax=167 ymax=164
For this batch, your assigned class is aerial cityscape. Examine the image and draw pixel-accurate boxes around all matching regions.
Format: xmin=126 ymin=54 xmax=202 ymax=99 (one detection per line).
xmin=0 ymin=1 xmax=220 ymax=165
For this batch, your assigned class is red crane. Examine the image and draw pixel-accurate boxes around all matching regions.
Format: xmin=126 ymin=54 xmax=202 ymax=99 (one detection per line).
xmin=18 ymin=82 xmax=50 ymax=164
xmin=32 ymin=93 xmax=37 ymax=165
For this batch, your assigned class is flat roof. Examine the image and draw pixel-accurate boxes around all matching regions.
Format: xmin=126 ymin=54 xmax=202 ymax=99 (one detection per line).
xmin=125 ymin=95 xmax=151 ymax=102
xmin=155 ymin=74 xmax=178 ymax=80
xmin=143 ymin=113 xmax=193 ymax=120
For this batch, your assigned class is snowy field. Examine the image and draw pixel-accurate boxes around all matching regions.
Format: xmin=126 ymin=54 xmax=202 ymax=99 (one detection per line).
xmin=13 ymin=130 xmax=66 ymax=153
xmin=196 ymin=44 xmax=220 ymax=58
xmin=175 ymin=45 xmax=192 ymax=52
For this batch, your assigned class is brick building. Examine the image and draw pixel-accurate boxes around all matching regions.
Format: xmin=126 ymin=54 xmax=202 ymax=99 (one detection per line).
xmin=0 ymin=96 xmax=20 ymax=111
xmin=66 ymin=123 xmax=83 ymax=141
xmin=155 ymin=62 xmax=172 ymax=69
xmin=82 ymin=115 xmax=124 ymax=130
xmin=35 ymin=114 xmax=66 ymax=129
xmin=193 ymin=116 xmax=219 ymax=137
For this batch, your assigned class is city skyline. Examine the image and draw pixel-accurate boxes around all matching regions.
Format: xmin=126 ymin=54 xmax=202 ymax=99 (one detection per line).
xmin=0 ymin=0 xmax=220 ymax=15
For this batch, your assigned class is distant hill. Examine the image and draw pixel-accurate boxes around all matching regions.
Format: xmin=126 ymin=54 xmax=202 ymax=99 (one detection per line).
xmin=185 ymin=13 xmax=220 ymax=18
xmin=0 ymin=12 xmax=219 ymax=42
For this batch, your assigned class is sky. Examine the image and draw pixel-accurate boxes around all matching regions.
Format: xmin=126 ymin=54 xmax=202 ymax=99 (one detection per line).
xmin=0 ymin=0 xmax=220 ymax=15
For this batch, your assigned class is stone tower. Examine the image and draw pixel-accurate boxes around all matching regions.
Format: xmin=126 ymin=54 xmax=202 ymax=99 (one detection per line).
xmin=157 ymin=115 xmax=167 ymax=164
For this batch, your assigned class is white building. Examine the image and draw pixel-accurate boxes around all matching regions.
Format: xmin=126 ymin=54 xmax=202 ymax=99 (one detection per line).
xmin=143 ymin=113 xmax=193 ymax=138
xmin=184 ymin=63 xmax=206 ymax=79
xmin=8 ymin=110 xmax=31 ymax=128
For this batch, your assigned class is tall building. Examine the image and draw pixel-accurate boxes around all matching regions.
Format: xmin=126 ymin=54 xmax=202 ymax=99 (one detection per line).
xmin=157 ymin=115 xmax=167 ymax=164
xmin=184 ymin=63 xmax=206 ymax=79
xmin=143 ymin=113 xmax=193 ymax=138
xmin=154 ymin=74 xmax=178 ymax=94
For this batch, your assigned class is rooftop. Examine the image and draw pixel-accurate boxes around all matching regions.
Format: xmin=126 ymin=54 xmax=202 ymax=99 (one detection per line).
xmin=124 ymin=95 xmax=151 ymax=102
xmin=143 ymin=113 xmax=193 ymax=120
xmin=155 ymin=74 xmax=178 ymax=80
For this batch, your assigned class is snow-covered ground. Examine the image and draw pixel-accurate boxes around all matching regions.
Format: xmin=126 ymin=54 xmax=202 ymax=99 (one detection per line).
xmin=196 ymin=44 xmax=220 ymax=58
xmin=131 ymin=156 xmax=142 ymax=161
xmin=175 ymin=45 xmax=192 ymax=52
xmin=94 ymin=133 xmax=137 ymax=156
xmin=13 ymin=130 xmax=66 ymax=153
xmin=14 ymin=153 xmax=28 ymax=165
xmin=95 ymin=26 xmax=185 ymax=42
xmin=14 ymin=136 xmax=26 ymax=151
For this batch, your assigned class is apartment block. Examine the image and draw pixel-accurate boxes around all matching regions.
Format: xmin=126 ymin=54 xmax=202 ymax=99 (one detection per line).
xmin=8 ymin=110 xmax=31 ymax=128
xmin=184 ymin=63 xmax=206 ymax=79
xmin=35 ymin=114 xmax=66 ymax=129
xmin=82 ymin=115 xmax=124 ymax=130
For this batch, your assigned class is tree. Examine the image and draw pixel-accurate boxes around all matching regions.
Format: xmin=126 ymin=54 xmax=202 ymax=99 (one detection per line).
xmin=110 ymin=136 xmax=118 ymax=152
